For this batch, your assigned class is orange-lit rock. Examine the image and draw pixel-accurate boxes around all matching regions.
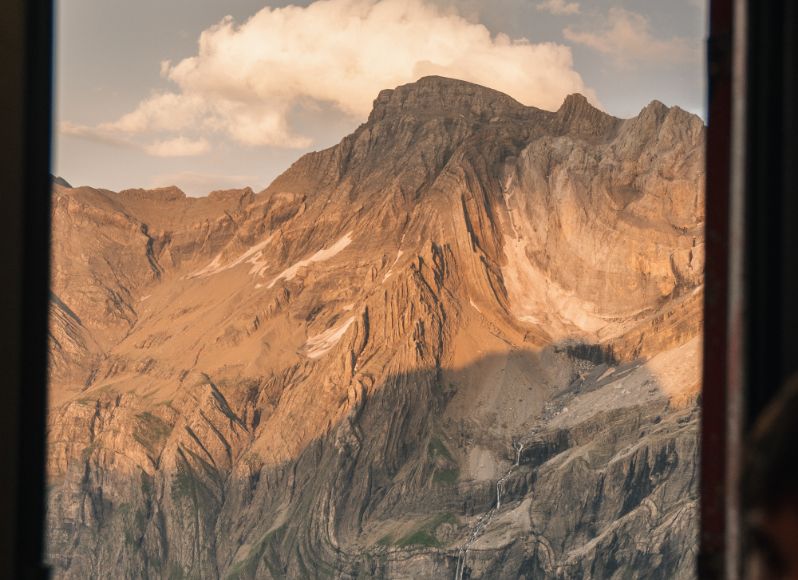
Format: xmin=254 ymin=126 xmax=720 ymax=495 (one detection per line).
xmin=47 ymin=77 xmax=703 ymax=579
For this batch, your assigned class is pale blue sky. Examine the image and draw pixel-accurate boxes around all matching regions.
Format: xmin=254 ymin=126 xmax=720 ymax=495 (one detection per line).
xmin=54 ymin=0 xmax=707 ymax=195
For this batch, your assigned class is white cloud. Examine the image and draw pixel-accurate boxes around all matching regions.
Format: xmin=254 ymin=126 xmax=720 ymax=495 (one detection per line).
xmin=88 ymin=0 xmax=593 ymax=150
xmin=536 ymin=0 xmax=580 ymax=16
xmin=563 ymin=8 xmax=695 ymax=68
xmin=102 ymin=93 xmax=207 ymax=135
xmin=60 ymin=121 xmax=210 ymax=158
xmin=59 ymin=121 xmax=140 ymax=150
xmin=144 ymin=137 xmax=211 ymax=157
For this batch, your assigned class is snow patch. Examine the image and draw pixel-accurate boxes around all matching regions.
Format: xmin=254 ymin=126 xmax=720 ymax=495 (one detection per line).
xmin=268 ymin=232 xmax=353 ymax=289
xmin=303 ymin=317 xmax=355 ymax=359
xmin=382 ymin=249 xmax=404 ymax=282
xmin=247 ymin=251 xmax=270 ymax=278
xmin=188 ymin=235 xmax=275 ymax=279
xmin=188 ymin=254 xmax=223 ymax=279
xmin=469 ymin=299 xmax=482 ymax=314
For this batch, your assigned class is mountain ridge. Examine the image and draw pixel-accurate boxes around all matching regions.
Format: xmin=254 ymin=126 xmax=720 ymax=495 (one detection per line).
xmin=47 ymin=76 xmax=704 ymax=579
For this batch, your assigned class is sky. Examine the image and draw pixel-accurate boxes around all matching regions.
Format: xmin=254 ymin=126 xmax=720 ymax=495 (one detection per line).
xmin=54 ymin=0 xmax=708 ymax=196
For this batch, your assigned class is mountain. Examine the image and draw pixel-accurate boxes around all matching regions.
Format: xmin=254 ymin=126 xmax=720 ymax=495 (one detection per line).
xmin=51 ymin=174 xmax=73 ymax=188
xmin=46 ymin=76 xmax=704 ymax=579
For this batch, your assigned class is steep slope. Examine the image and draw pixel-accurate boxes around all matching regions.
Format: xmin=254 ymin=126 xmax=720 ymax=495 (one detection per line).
xmin=47 ymin=76 xmax=704 ymax=579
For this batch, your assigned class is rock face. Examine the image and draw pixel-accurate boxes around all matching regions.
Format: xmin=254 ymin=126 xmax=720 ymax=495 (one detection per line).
xmin=46 ymin=76 xmax=704 ymax=579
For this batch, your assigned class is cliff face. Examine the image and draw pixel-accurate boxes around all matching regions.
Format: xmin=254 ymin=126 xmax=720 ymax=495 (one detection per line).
xmin=46 ymin=76 xmax=704 ymax=579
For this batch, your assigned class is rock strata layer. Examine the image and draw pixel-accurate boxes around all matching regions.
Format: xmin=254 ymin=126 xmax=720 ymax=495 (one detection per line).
xmin=47 ymin=76 xmax=704 ymax=579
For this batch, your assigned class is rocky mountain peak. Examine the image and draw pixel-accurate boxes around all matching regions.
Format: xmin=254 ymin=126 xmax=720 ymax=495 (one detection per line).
xmin=558 ymin=92 xmax=592 ymax=112
xmin=368 ymin=75 xmax=533 ymax=123
xmin=554 ymin=92 xmax=619 ymax=137
xmin=46 ymin=77 xmax=704 ymax=580
xmin=118 ymin=185 xmax=187 ymax=202
xmin=207 ymin=186 xmax=255 ymax=201
xmin=51 ymin=174 xmax=72 ymax=189
xmin=643 ymin=99 xmax=669 ymax=115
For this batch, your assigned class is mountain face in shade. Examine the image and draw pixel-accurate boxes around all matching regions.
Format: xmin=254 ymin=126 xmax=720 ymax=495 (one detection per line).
xmin=47 ymin=77 xmax=704 ymax=579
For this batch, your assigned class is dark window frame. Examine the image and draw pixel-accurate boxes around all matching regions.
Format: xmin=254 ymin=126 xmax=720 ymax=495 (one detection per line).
xmin=0 ymin=0 xmax=53 ymax=578
xmin=2 ymin=0 xmax=797 ymax=578
xmin=702 ymin=0 xmax=798 ymax=578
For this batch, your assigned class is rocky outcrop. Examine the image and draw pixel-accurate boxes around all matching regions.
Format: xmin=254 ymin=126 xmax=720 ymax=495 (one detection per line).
xmin=46 ymin=76 xmax=704 ymax=579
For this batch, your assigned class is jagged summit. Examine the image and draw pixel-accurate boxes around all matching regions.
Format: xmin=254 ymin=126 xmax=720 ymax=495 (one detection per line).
xmin=637 ymin=98 xmax=702 ymax=129
xmin=367 ymin=76 xmax=702 ymax=137
xmin=363 ymin=76 xmax=704 ymax=148
xmin=368 ymin=75 xmax=535 ymax=123
xmin=51 ymin=174 xmax=72 ymax=189
xmin=118 ymin=185 xmax=187 ymax=201
xmin=47 ymin=75 xmax=705 ymax=579
xmin=369 ymin=76 xmax=617 ymax=126
xmin=556 ymin=92 xmax=607 ymax=118
xmin=554 ymin=92 xmax=619 ymax=137
xmin=643 ymin=99 xmax=669 ymax=113
xmin=275 ymin=78 xmax=656 ymax=200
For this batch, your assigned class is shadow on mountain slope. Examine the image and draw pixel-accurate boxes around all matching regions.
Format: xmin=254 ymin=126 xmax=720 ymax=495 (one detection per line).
xmin=46 ymin=335 xmax=700 ymax=580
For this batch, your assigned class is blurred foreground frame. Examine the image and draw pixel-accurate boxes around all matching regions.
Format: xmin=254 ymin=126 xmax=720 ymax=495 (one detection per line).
xmin=0 ymin=0 xmax=53 ymax=578
xmin=1 ymin=0 xmax=797 ymax=579
xmin=701 ymin=0 xmax=798 ymax=579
